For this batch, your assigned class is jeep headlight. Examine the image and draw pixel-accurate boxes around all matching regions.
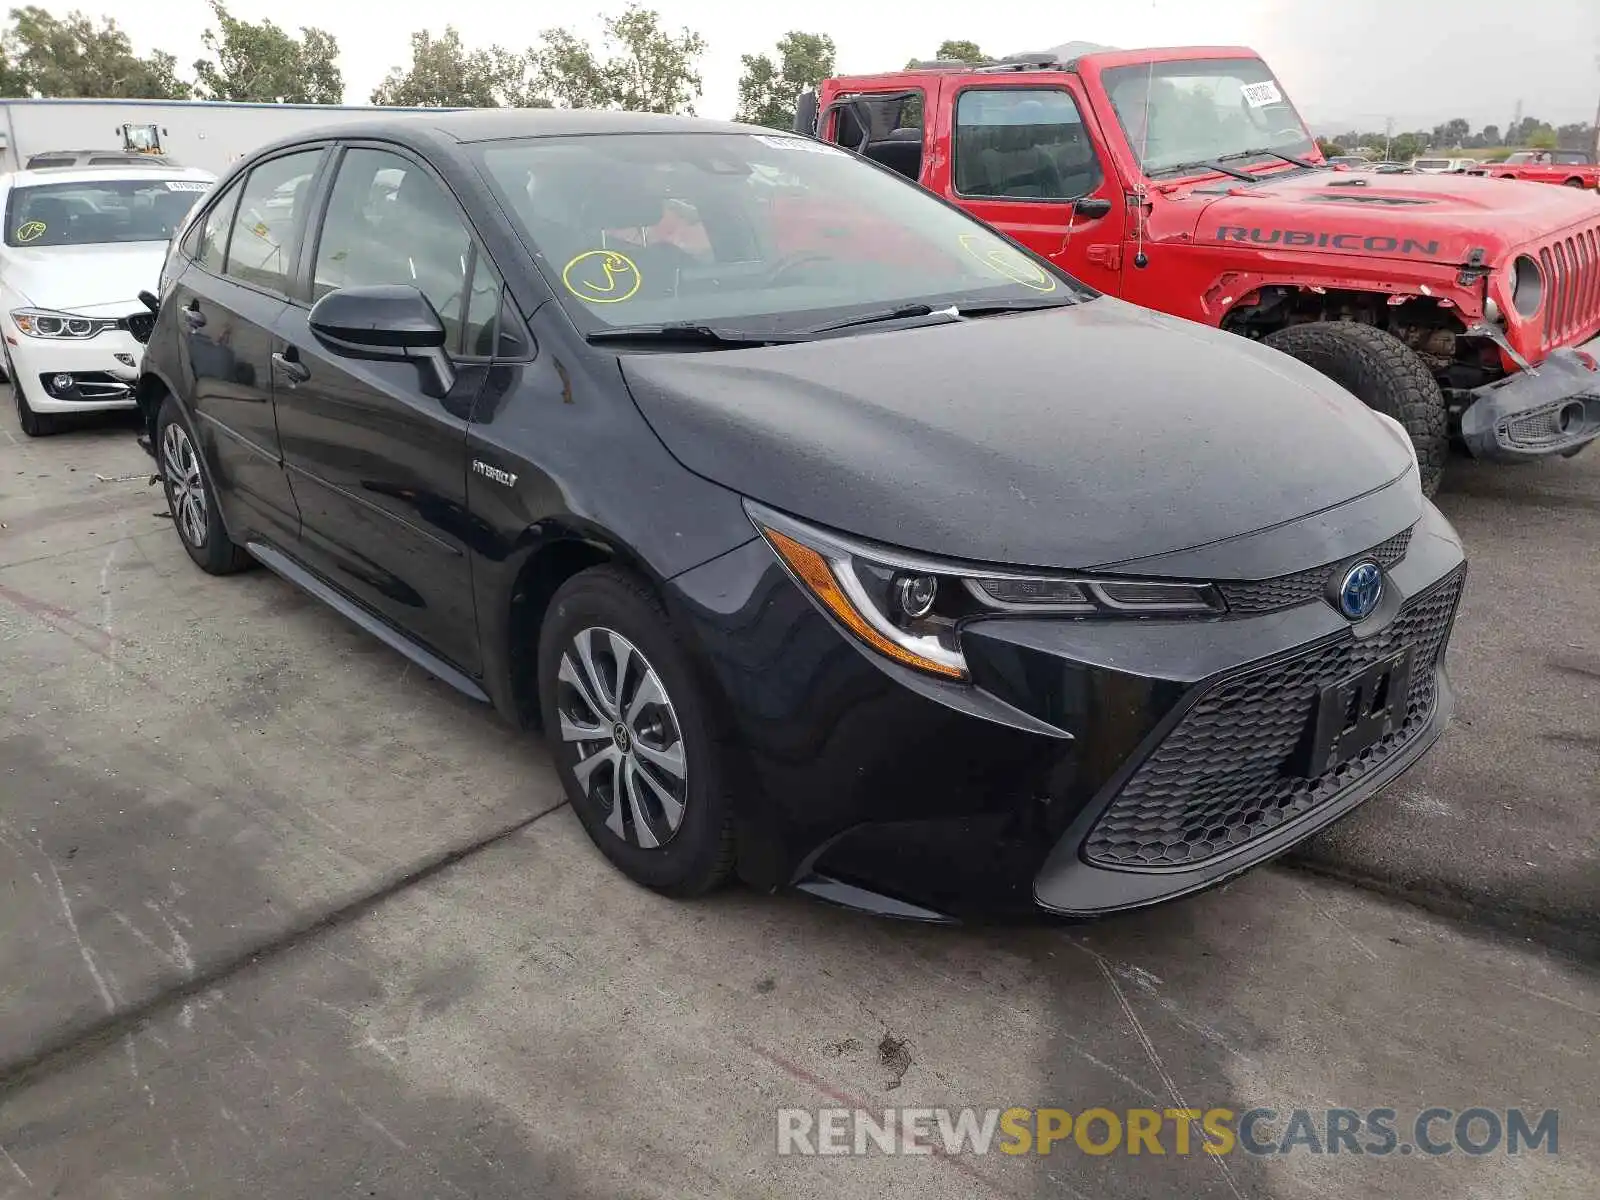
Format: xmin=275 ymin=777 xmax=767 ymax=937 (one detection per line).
xmin=1509 ymin=254 xmax=1543 ymax=319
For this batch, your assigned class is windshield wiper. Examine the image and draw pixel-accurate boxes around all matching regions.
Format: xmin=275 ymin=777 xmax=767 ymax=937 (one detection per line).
xmin=1149 ymin=158 xmax=1256 ymax=181
xmin=804 ymin=303 xmax=958 ymax=335
xmin=955 ymin=296 xmax=1079 ymax=316
xmin=1215 ymin=146 xmax=1320 ymax=169
xmin=585 ymin=322 xmax=807 ymax=347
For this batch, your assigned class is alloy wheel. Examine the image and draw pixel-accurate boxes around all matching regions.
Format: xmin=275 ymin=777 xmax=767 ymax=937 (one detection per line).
xmin=556 ymin=626 xmax=688 ymax=849
xmin=162 ymin=421 xmax=208 ymax=548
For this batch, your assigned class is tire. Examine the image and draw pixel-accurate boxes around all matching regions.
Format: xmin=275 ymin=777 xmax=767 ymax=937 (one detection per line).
xmin=1563 ymin=178 xmax=1585 ymax=188
xmin=6 ymin=345 xmax=59 ymax=437
xmin=538 ymin=565 xmax=735 ymax=897
xmin=155 ymin=394 xmax=250 ymax=575
xmin=1262 ymin=322 xmax=1448 ymax=497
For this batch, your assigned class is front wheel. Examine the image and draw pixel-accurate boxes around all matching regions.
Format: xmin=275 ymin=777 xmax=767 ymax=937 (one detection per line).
xmin=7 ymin=346 xmax=59 ymax=437
xmin=1263 ymin=322 xmax=1447 ymax=497
xmin=538 ymin=566 xmax=735 ymax=897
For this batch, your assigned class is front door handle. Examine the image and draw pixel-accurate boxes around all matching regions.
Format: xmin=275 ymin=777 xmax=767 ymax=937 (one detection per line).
xmin=271 ymin=350 xmax=310 ymax=385
xmin=181 ymin=305 xmax=206 ymax=330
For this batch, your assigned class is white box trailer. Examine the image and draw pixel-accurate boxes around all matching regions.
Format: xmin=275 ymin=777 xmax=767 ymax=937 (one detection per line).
xmin=0 ymin=98 xmax=463 ymax=177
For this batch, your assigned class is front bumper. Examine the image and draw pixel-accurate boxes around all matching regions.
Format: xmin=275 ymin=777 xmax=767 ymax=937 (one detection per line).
xmin=668 ymin=502 xmax=1467 ymax=921
xmin=6 ymin=329 xmax=143 ymax=414
xmin=1459 ymin=332 xmax=1600 ymax=462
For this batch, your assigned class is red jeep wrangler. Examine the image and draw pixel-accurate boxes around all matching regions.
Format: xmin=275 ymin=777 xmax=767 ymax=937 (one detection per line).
xmin=797 ymin=46 xmax=1600 ymax=495
xmin=1466 ymin=150 xmax=1600 ymax=191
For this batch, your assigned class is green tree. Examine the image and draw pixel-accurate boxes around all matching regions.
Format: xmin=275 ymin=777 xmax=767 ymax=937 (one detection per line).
xmin=532 ymin=4 xmax=706 ymax=114
xmin=734 ymin=31 xmax=835 ymax=130
xmin=192 ymin=0 xmax=342 ymax=104
xmin=372 ymin=26 xmax=530 ymax=107
xmin=4 ymin=6 xmax=190 ymax=97
xmin=1316 ymin=138 xmax=1346 ymax=157
xmin=936 ymin=39 xmax=988 ymax=63
xmin=1528 ymin=126 xmax=1559 ymax=150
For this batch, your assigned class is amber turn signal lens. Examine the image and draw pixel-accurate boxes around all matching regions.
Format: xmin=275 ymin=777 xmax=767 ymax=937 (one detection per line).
xmin=762 ymin=527 xmax=967 ymax=680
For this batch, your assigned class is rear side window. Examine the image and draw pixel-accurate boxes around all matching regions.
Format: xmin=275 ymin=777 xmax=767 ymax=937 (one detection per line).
xmin=312 ymin=147 xmax=477 ymax=351
xmin=224 ymin=149 xmax=323 ymax=294
xmin=193 ymin=180 xmax=243 ymax=272
xmin=954 ymin=88 xmax=1102 ymax=201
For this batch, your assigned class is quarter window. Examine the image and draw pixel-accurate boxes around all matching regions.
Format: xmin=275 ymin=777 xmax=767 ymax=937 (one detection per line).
xmin=313 ymin=148 xmax=476 ymax=352
xmin=954 ymin=89 xmax=1102 ymax=201
xmin=224 ymin=150 xmax=323 ymax=294
xmin=195 ymin=180 xmax=243 ymax=272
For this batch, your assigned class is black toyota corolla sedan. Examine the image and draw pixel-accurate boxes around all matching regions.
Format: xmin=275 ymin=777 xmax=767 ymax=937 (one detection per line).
xmin=135 ymin=110 xmax=1466 ymax=920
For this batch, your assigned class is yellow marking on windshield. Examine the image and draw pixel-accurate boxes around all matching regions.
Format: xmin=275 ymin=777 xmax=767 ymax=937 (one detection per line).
xmin=562 ymin=250 xmax=641 ymax=304
xmin=15 ymin=221 xmax=46 ymax=243
xmin=958 ymin=235 xmax=1057 ymax=292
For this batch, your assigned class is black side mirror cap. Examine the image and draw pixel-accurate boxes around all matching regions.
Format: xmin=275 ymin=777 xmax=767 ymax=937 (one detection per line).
xmin=1073 ymin=197 xmax=1114 ymax=219
xmin=309 ymin=284 xmax=456 ymax=398
xmin=137 ymin=289 xmax=160 ymax=314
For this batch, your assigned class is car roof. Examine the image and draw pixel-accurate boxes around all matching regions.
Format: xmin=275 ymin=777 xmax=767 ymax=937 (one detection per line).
xmin=4 ymin=164 xmax=216 ymax=186
xmin=252 ymin=108 xmax=764 ymax=156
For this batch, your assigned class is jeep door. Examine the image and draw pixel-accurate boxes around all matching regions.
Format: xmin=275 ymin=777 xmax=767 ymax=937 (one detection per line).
xmin=929 ymin=77 xmax=1127 ymax=295
xmin=270 ymin=143 xmax=497 ymax=677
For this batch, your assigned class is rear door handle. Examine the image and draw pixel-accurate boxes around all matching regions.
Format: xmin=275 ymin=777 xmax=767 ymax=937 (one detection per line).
xmin=271 ymin=350 xmax=310 ymax=385
xmin=181 ymin=306 xmax=206 ymax=330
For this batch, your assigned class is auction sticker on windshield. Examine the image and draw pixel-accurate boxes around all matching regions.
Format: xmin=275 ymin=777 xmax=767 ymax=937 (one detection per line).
xmin=164 ymin=181 xmax=210 ymax=192
xmin=562 ymin=250 xmax=642 ymax=304
xmin=957 ymin=235 xmax=1057 ymax=292
xmin=752 ymin=134 xmax=844 ymax=156
xmin=1240 ymin=81 xmax=1283 ymax=107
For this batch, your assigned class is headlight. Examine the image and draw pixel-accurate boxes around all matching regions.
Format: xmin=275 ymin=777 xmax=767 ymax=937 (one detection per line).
xmin=1371 ymin=410 xmax=1420 ymax=470
xmin=1509 ymin=254 xmax=1542 ymax=319
xmin=747 ymin=501 xmax=1224 ymax=682
xmin=10 ymin=308 xmax=118 ymax=340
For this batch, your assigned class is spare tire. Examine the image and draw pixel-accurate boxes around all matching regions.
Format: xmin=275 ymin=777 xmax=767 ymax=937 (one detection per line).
xmin=1263 ymin=322 xmax=1447 ymax=497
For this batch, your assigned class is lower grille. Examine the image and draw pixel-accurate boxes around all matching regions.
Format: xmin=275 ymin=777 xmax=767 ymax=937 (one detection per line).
xmin=1084 ymin=566 xmax=1464 ymax=870
xmin=1217 ymin=526 xmax=1412 ymax=615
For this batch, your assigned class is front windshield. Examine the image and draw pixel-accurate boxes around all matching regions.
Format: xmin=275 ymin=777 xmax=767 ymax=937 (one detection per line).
xmin=476 ymin=132 xmax=1087 ymax=333
xmin=1100 ymin=57 xmax=1315 ymax=175
xmin=4 ymin=177 xmax=210 ymax=248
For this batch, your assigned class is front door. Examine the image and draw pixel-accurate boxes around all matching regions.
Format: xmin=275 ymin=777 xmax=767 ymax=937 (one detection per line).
xmin=930 ymin=79 xmax=1127 ymax=295
xmin=272 ymin=145 xmax=492 ymax=676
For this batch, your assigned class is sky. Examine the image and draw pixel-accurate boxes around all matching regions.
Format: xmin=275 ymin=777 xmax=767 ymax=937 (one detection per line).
xmin=44 ymin=0 xmax=1600 ymax=132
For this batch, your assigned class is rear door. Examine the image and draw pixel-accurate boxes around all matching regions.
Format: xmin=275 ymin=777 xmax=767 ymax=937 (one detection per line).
xmin=271 ymin=143 xmax=493 ymax=676
xmin=169 ymin=146 xmax=329 ymax=544
xmin=928 ymin=77 xmax=1126 ymax=295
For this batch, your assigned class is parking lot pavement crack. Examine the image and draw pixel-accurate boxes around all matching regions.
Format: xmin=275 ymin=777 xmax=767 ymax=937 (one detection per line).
xmin=0 ymin=800 xmax=569 ymax=1096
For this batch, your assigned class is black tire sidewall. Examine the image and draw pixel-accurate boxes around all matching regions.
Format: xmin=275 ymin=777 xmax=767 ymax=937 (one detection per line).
xmin=7 ymin=346 xmax=53 ymax=437
xmin=537 ymin=566 xmax=733 ymax=896
xmin=155 ymin=395 xmax=238 ymax=573
xmin=1262 ymin=322 xmax=1448 ymax=498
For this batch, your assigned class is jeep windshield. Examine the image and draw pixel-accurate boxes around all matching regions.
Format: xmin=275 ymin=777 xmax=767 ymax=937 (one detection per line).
xmin=1101 ymin=57 xmax=1317 ymax=178
xmin=475 ymin=132 xmax=1087 ymax=337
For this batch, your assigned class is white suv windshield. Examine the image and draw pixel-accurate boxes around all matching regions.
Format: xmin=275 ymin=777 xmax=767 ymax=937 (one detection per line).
xmin=1101 ymin=57 xmax=1315 ymax=175
xmin=1413 ymin=160 xmax=1450 ymax=169
xmin=476 ymin=132 xmax=1086 ymax=333
xmin=5 ymin=177 xmax=210 ymax=247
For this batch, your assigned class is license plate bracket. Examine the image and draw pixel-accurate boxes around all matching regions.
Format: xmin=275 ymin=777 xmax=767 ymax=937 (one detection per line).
xmin=1304 ymin=649 xmax=1414 ymax=777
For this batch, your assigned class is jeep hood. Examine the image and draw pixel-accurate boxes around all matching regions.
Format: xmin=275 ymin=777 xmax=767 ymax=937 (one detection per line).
xmin=621 ymin=298 xmax=1419 ymax=572
xmin=1166 ymin=167 xmax=1600 ymax=265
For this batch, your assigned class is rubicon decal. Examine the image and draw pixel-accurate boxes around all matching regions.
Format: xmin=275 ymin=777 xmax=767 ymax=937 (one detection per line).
xmin=1216 ymin=227 xmax=1441 ymax=256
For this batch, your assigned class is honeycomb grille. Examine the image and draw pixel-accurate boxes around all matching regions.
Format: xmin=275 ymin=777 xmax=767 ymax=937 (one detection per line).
xmin=1083 ymin=565 xmax=1464 ymax=870
xmin=1217 ymin=527 xmax=1413 ymax=615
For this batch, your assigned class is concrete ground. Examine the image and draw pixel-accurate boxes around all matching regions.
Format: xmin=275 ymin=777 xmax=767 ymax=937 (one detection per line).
xmin=0 ymin=399 xmax=1595 ymax=1199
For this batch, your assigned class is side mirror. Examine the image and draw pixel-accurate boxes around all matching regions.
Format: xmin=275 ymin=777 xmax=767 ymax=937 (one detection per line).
xmin=308 ymin=284 xmax=456 ymax=398
xmin=1072 ymin=196 xmax=1113 ymax=220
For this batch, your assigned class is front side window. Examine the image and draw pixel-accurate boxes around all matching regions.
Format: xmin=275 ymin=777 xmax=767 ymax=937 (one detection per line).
xmin=313 ymin=148 xmax=475 ymax=350
xmin=224 ymin=150 xmax=323 ymax=294
xmin=954 ymin=88 xmax=1102 ymax=200
xmin=195 ymin=180 xmax=243 ymax=272
xmin=1102 ymin=57 xmax=1314 ymax=175
xmin=4 ymin=177 xmax=211 ymax=248
xmin=477 ymin=131 xmax=1089 ymax=335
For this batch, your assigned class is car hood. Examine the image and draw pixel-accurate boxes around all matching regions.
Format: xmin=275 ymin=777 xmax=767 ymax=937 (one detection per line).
xmin=2 ymin=242 xmax=167 ymax=311
xmin=621 ymin=298 xmax=1419 ymax=572
xmin=1160 ymin=166 xmax=1600 ymax=266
